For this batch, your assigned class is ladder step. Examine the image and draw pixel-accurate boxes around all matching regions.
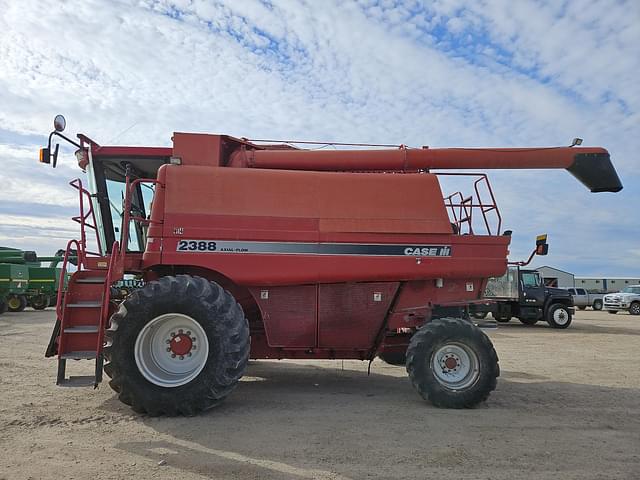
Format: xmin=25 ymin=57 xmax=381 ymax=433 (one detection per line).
xmin=58 ymin=375 xmax=96 ymax=387
xmin=60 ymin=351 xmax=97 ymax=360
xmin=76 ymin=277 xmax=107 ymax=284
xmin=64 ymin=326 xmax=100 ymax=333
xmin=66 ymin=302 xmax=102 ymax=308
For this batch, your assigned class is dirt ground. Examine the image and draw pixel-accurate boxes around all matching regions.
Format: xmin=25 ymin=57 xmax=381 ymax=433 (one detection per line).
xmin=0 ymin=309 xmax=639 ymax=480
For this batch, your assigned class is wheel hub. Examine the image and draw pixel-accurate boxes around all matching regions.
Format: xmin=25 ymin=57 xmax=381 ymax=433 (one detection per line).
xmin=443 ymin=356 xmax=459 ymax=371
xmin=431 ymin=342 xmax=480 ymax=390
xmin=168 ymin=332 xmax=194 ymax=356
xmin=134 ymin=313 xmax=209 ymax=388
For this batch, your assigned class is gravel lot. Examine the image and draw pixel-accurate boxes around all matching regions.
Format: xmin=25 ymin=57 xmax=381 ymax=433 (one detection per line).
xmin=1 ymin=309 xmax=639 ymax=479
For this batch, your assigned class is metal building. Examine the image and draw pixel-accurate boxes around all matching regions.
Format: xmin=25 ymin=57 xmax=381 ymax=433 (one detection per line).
xmin=536 ymin=266 xmax=575 ymax=288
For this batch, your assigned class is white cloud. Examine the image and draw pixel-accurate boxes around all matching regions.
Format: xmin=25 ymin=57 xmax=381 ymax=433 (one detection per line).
xmin=0 ymin=0 xmax=637 ymax=274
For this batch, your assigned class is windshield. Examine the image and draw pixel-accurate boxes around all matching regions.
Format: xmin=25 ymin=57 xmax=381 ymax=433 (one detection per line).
xmin=621 ymin=286 xmax=640 ymax=294
xmin=87 ymin=155 xmax=166 ymax=254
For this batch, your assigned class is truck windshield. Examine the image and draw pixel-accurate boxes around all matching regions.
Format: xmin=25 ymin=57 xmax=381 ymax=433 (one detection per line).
xmin=87 ymin=155 xmax=167 ymax=254
xmin=522 ymin=272 xmax=541 ymax=288
xmin=622 ymin=286 xmax=640 ymax=294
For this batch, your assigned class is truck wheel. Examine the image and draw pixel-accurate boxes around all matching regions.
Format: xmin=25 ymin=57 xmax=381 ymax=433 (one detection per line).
xmin=492 ymin=313 xmax=510 ymax=323
xmin=406 ymin=318 xmax=499 ymax=408
xmin=607 ymin=310 xmax=618 ymax=314
xmin=630 ymin=302 xmax=640 ymax=316
xmin=104 ymin=275 xmax=250 ymax=416
xmin=592 ymin=300 xmax=603 ymax=311
xmin=546 ymin=304 xmax=572 ymax=329
xmin=518 ymin=318 xmax=538 ymax=325
xmin=472 ymin=311 xmax=488 ymax=320
xmin=30 ymin=295 xmax=50 ymax=310
xmin=378 ymin=350 xmax=406 ymax=366
xmin=7 ymin=295 xmax=27 ymax=312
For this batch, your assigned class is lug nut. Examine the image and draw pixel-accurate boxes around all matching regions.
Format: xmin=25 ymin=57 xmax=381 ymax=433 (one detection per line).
xmin=186 ymin=330 xmax=191 ymax=335
xmin=171 ymin=354 xmax=176 ymax=358
xmin=166 ymin=339 xmax=171 ymax=344
xmin=192 ymin=346 xmax=197 ymax=350
xmin=179 ymin=355 xmax=184 ymax=360
xmin=166 ymin=347 xmax=171 ymax=352
xmin=170 ymin=332 xmax=176 ymax=337
xmin=178 ymin=329 xmax=183 ymax=334
xmin=192 ymin=337 xmax=196 ymax=342
xmin=188 ymin=352 xmax=192 ymax=357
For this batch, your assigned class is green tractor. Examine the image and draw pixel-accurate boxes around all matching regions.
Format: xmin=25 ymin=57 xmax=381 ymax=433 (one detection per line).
xmin=0 ymin=247 xmax=72 ymax=313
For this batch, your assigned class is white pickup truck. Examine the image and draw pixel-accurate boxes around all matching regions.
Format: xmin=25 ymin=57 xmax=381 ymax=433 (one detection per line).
xmin=566 ymin=287 xmax=604 ymax=310
xmin=603 ymin=285 xmax=640 ymax=315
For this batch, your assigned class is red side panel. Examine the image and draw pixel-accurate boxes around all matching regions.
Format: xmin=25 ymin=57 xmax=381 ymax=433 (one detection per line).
xmin=318 ymin=282 xmax=399 ymax=349
xmin=249 ymin=285 xmax=317 ymax=348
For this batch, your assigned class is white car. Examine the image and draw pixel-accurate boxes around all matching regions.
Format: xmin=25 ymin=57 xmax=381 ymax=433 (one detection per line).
xmin=603 ymin=285 xmax=640 ymax=315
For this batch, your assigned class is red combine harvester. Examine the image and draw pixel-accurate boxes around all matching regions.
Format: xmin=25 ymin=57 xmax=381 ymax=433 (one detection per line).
xmin=40 ymin=116 xmax=622 ymax=414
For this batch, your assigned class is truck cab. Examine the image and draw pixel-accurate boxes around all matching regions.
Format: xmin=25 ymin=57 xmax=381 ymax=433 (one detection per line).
xmin=471 ymin=267 xmax=575 ymax=328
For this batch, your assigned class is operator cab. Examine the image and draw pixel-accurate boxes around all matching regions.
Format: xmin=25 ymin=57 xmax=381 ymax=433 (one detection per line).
xmin=87 ymin=153 xmax=168 ymax=254
xmin=38 ymin=115 xmax=169 ymax=255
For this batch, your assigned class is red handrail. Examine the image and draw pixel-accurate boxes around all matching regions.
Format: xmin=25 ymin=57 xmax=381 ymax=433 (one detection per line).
xmin=55 ymin=238 xmax=81 ymax=357
xmin=438 ymin=172 xmax=502 ymax=235
xmin=96 ymin=241 xmax=120 ymax=355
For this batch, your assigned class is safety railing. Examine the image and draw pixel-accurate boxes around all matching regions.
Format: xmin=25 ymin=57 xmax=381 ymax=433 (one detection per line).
xmin=118 ymin=177 xmax=163 ymax=272
xmin=437 ymin=173 xmax=502 ymax=236
xmin=69 ymin=178 xmax=102 ymax=260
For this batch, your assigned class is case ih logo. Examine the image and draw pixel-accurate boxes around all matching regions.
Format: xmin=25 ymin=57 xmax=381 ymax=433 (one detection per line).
xmin=403 ymin=246 xmax=451 ymax=256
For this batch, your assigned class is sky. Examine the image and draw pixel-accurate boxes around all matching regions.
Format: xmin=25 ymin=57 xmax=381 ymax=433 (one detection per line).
xmin=0 ymin=0 xmax=638 ymax=276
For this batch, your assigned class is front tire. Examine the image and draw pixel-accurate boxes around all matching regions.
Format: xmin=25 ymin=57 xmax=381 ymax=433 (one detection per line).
xmin=7 ymin=295 xmax=27 ymax=312
xmin=406 ymin=318 xmax=499 ymax=408
xmin=104 ymin=275 xmax=250 ymax=416
xmin=30 ymin=295 xmax=50 ymax=310
xmin=546 ymin=303 xmax=572 ymax=329
xmin=630 ymin=302 xmax=640 ymax=316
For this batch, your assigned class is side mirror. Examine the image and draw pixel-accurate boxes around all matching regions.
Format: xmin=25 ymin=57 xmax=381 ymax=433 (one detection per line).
xmin=535 ymin=234 xmax=549 ymax=256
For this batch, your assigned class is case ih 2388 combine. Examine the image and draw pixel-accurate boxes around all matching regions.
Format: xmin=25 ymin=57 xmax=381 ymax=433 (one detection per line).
xmin=39 ymin=116 xmax=622 ymax=415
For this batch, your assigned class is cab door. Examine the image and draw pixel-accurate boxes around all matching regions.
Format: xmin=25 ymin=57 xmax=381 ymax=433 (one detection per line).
xmin=520 ymin=271 xmax=545 ymax=307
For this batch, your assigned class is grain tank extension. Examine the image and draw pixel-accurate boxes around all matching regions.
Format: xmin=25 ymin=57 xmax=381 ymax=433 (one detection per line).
xmin=39 ymin=116 xmax=622 ymax=414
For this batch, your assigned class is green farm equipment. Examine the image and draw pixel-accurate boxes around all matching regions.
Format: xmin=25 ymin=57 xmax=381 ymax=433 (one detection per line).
xmin=0 ymin=247 xmax=72 ymax=313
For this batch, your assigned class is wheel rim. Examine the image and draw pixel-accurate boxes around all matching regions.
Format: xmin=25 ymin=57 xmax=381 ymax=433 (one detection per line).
xmin=594 ymin=301 xmax=602 ymax=310
xmin=430 ymin=342 xmax=480 ymax=390
xmin=7 ymin=297 xmax=20 ymax=309
xmin=134 ymin=313 xmax=209 ymax=388
xmin=631 ymin=304 xmax=640 ymax=315
xmin=553 ymin=307 xmax=569 ymax=325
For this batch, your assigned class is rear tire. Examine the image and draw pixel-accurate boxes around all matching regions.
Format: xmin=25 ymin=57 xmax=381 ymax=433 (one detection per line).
xmin=104 ymin=275 xmax=250 ymax=416
xmin=378 ymin=350 xmax=407 ymax=366
xmin=630 ymin=302 xmax=640 ymax=316
xmin=30 ymin=295 xmax=50 ymax=310
xmin=518 ymin=317 xmax=538 ymax=325
xmin=592 ymin=300 xmax=603 ymax=311
xmin=406 ymin=318 xmax=499 ymax=408
xmin=546 ymin=303 xmax=572 ymax=329
xmin=7 ymin=295 xmax=27 ymax=312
